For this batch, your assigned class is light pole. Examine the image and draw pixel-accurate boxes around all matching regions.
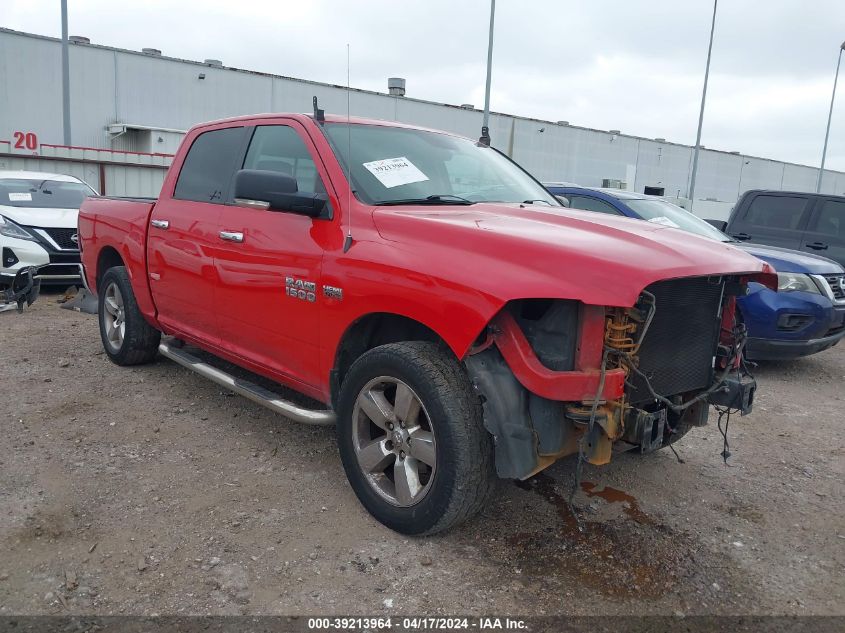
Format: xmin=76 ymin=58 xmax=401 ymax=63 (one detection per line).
xmin=687 ymin=0 xmax=718 ymax=209
xmin=816 ymin=41 xmax=845 ymax=193
xmin=61 ymin=0 xmax=72 ymax=145
xmin=479 ymin=0 xmax=496 ymax=146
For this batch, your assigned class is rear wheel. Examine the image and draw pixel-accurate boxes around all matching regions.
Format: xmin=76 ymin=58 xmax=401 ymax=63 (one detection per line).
xmin=98 ymin=266 xmax=160 ymax=366
xmin=336 ymin=342 xmax=495 ymax=535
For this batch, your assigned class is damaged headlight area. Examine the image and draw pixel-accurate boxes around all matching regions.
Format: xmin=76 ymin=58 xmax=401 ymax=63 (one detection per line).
xmin=465 ymin=275 xmax=755 ymax=481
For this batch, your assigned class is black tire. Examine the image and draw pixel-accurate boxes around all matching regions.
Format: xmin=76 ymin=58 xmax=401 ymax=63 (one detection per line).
xmin=98 ymin=266 xmax=160 ymax=366
xmin=336 ymin=342 xmax=495 ymax=535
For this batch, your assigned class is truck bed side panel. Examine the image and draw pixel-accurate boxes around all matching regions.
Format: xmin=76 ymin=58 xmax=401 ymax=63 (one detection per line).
xmin=78 ymin=196 xmax=158 ymax=325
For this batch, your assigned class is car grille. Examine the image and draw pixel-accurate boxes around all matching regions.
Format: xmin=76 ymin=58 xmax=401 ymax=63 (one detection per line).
xmin=824 ymin=274 xmax=845 ymax=302
xmin=627 ymin=276 xmax=724 ymax=405
xmin=43 ymin=227 xmax=79 ymax=250
xmin=48 ymin=252 xmax=81 ymax=264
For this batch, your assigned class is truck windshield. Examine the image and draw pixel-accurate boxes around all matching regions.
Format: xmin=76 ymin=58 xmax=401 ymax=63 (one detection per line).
xmin=323 ymin=123 xmax=558 ymax=206
xmin=0 ymin=178 xmax=97 ymax=209
xmin=625 ymin=198 xmax=732 ymax=243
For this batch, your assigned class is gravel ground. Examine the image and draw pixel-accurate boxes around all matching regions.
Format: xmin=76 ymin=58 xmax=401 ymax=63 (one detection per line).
xmin=1 ymin=293 xmax=843 ymax=617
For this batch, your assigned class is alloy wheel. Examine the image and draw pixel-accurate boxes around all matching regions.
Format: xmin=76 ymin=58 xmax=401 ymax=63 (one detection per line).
xmin=102 ymin=282 xmax=126 ymax=351
xmin=352 ymin=376 xmax=437 ymax=506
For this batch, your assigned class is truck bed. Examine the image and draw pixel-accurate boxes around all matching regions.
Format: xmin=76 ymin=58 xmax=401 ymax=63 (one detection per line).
xmin=77 ymin=196 xmax=158 ymax=319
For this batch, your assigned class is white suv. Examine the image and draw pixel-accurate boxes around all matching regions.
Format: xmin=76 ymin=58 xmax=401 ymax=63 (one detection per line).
xmin=0 ymin=170 xmax=98 ymax=290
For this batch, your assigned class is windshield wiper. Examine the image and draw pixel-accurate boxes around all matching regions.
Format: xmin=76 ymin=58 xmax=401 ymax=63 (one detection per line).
xmin=522 ymin=199 xmax=553 ymax=205
xmin=374 ymin=194 xmax=474 ymax=206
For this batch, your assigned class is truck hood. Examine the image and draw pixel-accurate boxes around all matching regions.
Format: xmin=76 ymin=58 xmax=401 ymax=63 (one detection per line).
xmin=0 ymin=204 xmax=79 ymax=229
xmin=735 ymin=242 xmax=843 ymax=275
xmin=372 ymin=203 xmax=775 ymax=307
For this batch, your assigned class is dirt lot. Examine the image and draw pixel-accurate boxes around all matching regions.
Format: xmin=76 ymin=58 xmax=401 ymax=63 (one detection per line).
xmin=1 ymin=293 xmax=843 ymax=617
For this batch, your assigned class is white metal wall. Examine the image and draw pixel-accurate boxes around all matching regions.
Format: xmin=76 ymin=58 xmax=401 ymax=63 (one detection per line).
xmin=0 ymin=154 xmax=101 ymax=190
xmin=2 ymin=28 xmax=843 ymax=203
xmin=0 ymin=152 xmax=167 ymax=197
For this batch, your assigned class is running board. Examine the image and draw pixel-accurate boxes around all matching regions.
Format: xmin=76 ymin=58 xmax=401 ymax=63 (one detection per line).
xmin=158 ymin=341 xmax=335 ymax=426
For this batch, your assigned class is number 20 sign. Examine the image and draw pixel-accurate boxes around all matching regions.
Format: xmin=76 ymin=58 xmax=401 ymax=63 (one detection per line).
xmin=12 ymin=131 xmax=39 ymax=152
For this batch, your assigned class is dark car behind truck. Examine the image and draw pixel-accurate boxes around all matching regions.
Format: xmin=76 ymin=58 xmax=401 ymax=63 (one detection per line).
xmin=712 ymin=190 xmax=845 ymax=268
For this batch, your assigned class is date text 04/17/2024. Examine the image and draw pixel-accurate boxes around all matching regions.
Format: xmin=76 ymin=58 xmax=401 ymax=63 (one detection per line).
xmin=306 ymin=617 xmax=528 ymax=630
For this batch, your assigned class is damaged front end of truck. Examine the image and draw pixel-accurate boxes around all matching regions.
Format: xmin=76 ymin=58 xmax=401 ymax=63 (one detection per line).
xmin=465 ymin=274 xmax=760 ymax=480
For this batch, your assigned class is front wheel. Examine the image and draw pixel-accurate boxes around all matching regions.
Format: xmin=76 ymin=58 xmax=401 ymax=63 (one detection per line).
xmin=336 ymin=342 xmax=495 ymax=535
xmin=98 ymin=266 xmax=160 ymax=366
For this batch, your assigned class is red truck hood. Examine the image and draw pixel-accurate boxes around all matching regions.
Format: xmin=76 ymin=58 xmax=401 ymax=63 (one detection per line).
xmin=372 ymin=204 xmax=775 ymax=307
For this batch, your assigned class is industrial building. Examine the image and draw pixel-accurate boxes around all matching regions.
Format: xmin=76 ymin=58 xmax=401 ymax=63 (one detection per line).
xmin=1 ymin=27 xmax=843 ymax=215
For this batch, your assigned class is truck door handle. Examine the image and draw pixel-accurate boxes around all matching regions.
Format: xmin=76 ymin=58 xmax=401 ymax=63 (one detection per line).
xmin=151 ymin=219 xmax=170 ymax=230
xmin=732 ymin=232 xmax=751 ymax=241
xmin=219 ymin=231 xmax=244 ymax=243
xmin=805 ymin=241 xmax=829 ymax=250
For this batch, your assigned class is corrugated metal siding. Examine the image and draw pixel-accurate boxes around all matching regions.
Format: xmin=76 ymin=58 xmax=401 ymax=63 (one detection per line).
xmin=0 ymin=154 xmax=101 ymax=191
xmin=1 ymin=27 xmax=843 ymax=203
xmin=102 ymin=164 xmax=166 ymax=197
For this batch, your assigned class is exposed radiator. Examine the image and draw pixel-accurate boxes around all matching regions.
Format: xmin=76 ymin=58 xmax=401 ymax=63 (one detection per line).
xmin=627 ymin=276 xmax=724 ymax=404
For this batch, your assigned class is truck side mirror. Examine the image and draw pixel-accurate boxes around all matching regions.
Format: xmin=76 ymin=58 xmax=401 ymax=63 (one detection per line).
xmin=704 ymin=219 xmax=728 ymax=231
xmin=233 ymin=169 xmax=327 ymax=218
xmin=555 ymin=195 xmax=571 ymax=207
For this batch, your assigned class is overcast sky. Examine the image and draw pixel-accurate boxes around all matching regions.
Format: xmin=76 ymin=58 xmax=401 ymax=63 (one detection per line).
xmin=4 ymin=0 xmax=845 ymax=170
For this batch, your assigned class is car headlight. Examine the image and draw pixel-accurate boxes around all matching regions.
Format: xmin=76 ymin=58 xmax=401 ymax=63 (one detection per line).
xmin=777 ymin=272 xmax=821 ymax=294
xmin=0 ymin=215 xmax=37 ymax=241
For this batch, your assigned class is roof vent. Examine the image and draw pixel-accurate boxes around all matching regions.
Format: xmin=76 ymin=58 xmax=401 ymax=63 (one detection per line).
xmin=729 ymin=150 xmax=740 ymax=155
xmin=609 ymin=129 xmax=621 ymax=135
xmin=654 ymin=137 xmax=666 ymax=142
xmin=142 ymin=48 xmax=162 ymax=56
xmin=460 ymin=103 xmax=475 ymax=110
xmin=204 ymin=59 xmax=223 ymax=67
xmin=388 ymin=77 xmax=406 ymax=96
xmin=69 ymin=35 xmax=90 ymax=44
xmin=557 ymin=120 xmax=570 ymax=126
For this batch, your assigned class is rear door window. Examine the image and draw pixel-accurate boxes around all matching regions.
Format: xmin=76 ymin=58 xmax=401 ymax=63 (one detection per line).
xmin=809 ymin=199 xmax=845 ymax=238
xmin=803 ymin=198 xmax=845 ymax=267
xmin=174 ymin=127 xmax=248 ymax=203
xmin=567 ymin=195 xmax=621 ymax=215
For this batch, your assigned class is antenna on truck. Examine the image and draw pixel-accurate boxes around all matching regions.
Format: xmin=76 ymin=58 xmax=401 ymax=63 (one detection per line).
xmin=312 ymin=96 xmax=325 ymax=123
xmin=342 ymin=43 xmax=354 ymax=253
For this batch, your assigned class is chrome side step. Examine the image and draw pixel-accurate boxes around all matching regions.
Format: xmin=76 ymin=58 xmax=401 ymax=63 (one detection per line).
xmin=158 ymin=341 xmax=335 ymax=426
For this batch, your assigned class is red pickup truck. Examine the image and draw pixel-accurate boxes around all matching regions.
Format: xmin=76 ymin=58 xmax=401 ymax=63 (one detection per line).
xmin=78 ymin=112 xmax=775 ymax=534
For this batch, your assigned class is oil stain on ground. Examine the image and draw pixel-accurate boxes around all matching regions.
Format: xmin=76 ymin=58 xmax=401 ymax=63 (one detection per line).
xmin=488 ymin=474 xmax=719 ymax=600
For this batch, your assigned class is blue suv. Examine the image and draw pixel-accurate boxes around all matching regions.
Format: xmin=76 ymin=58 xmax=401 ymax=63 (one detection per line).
xmin=545 ymin=186 xmax=845 ymax=361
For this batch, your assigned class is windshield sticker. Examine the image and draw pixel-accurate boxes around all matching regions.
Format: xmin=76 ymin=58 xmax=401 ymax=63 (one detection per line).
xmin=647 ymin=216 xmax=680 ymax=228
xmin=362 ymin=157 xmax=429 ymax=189
xmin=8 ymin=192 xmax=32 ymax=202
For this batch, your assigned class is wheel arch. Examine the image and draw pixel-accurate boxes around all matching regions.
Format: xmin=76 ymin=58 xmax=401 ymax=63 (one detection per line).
xmin=93 ymin=243 xmax=158 ymax=328
xmin=96 ymin=246 xmax=125 ymax=288
xmin=330 ymin=312 xmax=455 ymax=409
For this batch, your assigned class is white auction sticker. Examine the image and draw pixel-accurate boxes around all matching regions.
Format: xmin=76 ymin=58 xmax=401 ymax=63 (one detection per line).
xmin=362 ymin=156 xmax=429 ymax=189
xmin=647 ymin=216 xmax=680 ymax=228
xmin=9 ymin=192 xmax=32 ymax=202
